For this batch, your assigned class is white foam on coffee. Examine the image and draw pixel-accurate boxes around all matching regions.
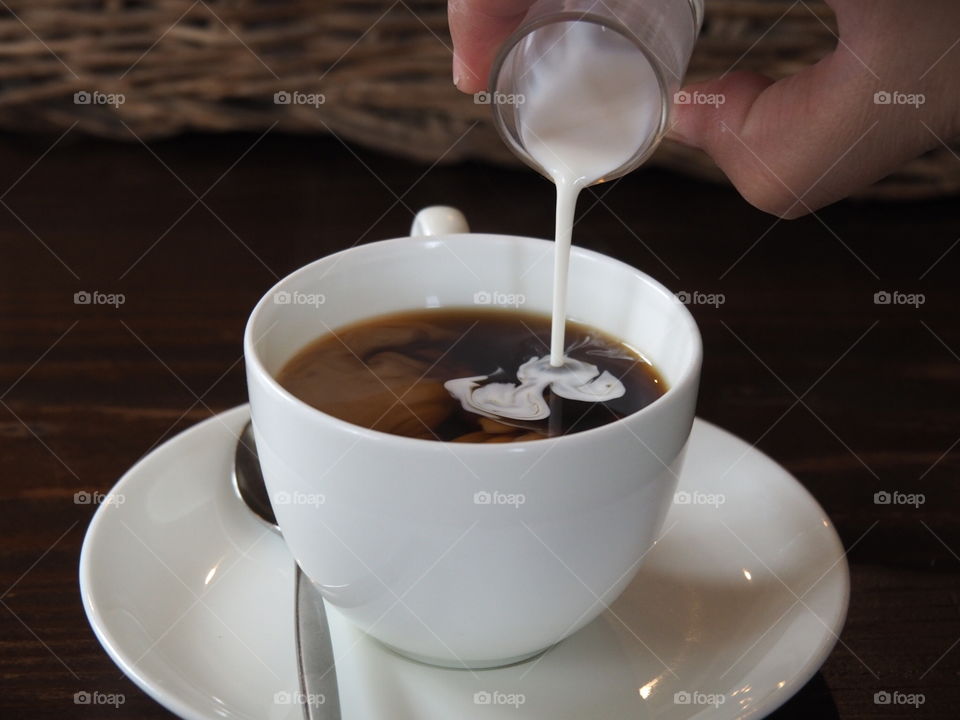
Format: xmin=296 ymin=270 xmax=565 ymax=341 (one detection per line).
xmin=445 ymin=355 xmax=625 ymax=421
xmin=448 ymin=22 xmax=658 ymax=421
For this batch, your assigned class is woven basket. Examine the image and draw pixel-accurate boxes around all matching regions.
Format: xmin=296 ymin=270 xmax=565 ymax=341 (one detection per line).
xmin=0 ymin=0 xmax=956 ymax=199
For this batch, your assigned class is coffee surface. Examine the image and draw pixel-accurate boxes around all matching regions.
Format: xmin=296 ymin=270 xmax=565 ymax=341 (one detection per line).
xmin=275 ymin=308 xmax=666 ymax=443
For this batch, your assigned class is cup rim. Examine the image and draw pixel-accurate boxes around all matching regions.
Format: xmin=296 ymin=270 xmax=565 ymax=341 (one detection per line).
xmin=244 ymin=232 xmax=702 ymax=451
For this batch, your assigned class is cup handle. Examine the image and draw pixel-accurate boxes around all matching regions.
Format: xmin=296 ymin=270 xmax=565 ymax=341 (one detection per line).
xmin=410 ymin=206 xmax=470 ymax=237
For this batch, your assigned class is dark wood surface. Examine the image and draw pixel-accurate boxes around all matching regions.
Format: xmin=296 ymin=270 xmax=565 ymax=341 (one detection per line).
xmin=0 ymin=130 xmax=957 ymax=718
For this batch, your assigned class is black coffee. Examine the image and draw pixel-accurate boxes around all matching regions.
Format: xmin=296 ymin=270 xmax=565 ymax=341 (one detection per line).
xmin=275 ymin=308 xmax=667 ymax=443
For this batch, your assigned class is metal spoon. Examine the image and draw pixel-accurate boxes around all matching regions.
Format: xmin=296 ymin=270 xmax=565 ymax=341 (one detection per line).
xmin=233 ymin=420 xmax=341 ymax=719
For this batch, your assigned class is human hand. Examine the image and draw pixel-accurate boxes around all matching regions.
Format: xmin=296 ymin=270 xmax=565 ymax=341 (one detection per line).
xmin=449 ymin=0 xmax=960 ymax=218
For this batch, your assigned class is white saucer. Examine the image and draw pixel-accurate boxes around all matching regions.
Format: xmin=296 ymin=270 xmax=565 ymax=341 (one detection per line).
xmin=80 ymin=406 xmax=849 ymax=720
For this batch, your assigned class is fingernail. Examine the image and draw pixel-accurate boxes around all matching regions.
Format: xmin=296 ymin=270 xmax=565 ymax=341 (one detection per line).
xmin=452 ymin=55 xmax=464 ymax=90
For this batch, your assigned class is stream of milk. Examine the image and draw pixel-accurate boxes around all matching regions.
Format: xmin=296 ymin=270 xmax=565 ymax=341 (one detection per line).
xmin=446 ymin=21 xmax=661 ymax=421
xmin=517 ymin=20 xmax=661 ymax=366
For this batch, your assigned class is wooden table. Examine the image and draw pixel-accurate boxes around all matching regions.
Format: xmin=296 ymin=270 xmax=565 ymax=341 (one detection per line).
xmin=1 ymin=131 xmax=957 ymax=719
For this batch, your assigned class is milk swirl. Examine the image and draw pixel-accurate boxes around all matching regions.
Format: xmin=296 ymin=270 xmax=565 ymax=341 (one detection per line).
xmin=445 ymin=355 xmax=625 ymax=421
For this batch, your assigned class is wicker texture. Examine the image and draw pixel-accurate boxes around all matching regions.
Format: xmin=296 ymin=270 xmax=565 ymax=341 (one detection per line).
xmin=0 ymin=0 xmax=956 ymax=198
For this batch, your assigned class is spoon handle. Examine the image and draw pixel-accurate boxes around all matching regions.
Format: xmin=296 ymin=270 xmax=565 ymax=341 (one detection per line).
xmin=295 ymin=566 xmax=342 ymax=719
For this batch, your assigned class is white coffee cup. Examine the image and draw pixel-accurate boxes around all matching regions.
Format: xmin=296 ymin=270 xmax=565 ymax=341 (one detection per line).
xmin=244 ymin=206 xmax=701 ymax=668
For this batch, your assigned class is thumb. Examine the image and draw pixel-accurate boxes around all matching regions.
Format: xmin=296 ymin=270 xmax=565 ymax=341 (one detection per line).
xmin=667 ymin=57 xmax=942 ymax=218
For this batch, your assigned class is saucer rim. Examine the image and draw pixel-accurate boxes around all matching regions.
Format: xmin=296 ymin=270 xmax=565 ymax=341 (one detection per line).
xmin=79 ymin=405 xmax=850 ymax=720
xmin=79 ymin=406 xmax=260 ymax=720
